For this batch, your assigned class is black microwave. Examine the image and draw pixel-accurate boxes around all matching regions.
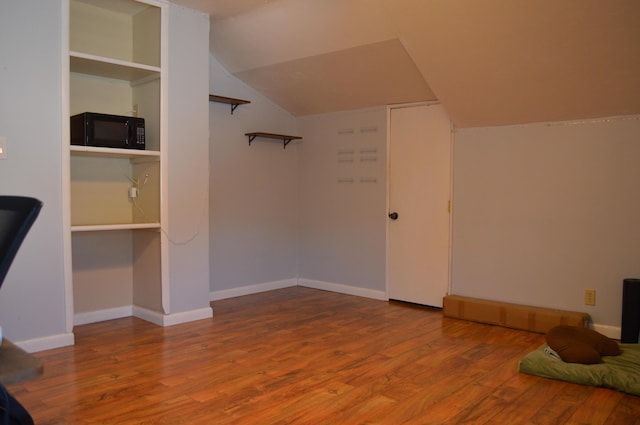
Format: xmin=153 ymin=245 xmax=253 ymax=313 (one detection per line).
xmin=71 ymin=112 xmax=145 ymax=150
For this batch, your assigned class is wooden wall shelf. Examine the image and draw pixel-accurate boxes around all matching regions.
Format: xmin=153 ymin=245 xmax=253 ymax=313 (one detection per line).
xmin=209 ymin=94 xmax=250 ymax=114
xmin=245 ymin=132 xmax=302 ymax=149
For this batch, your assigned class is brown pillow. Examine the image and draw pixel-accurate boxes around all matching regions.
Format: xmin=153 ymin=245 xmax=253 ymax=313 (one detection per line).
xmin=546 ymin=325 xmax=621 ymax=364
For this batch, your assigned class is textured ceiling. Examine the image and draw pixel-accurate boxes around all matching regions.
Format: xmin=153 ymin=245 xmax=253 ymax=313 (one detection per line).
xmin=171 ymin=0 xmax=640 ymax=127
xmin=234 ymin=39 xmax=435 ymax=116
xmin=171 ymin=0 xmax=288 ymax=21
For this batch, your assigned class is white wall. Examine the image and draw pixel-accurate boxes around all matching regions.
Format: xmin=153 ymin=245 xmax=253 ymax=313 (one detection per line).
xmin=165 ymin=4 xmax=211 ymax=315
xmin=0 ymin=0 xmax=70 ymax=346
xmin=297 ymin=108 xmax=387 ymax=294
xmin=452 ymin=116 xmax=640 ymax=333
xmin=208 ymin=57 xmax=388 ymax=298
xmin=209 ymin=56 xmax=299 ymax=296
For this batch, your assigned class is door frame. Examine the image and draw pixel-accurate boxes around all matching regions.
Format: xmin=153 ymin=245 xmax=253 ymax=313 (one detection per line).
xmin=385 ymin=101 xmax=455 ymax=302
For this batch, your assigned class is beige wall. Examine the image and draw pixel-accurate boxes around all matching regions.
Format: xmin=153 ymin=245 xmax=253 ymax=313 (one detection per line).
xmin=0 ymin=0 xmax=70 ymax=346
xmin=208 ymin=55 xmax=299 ymax=293
xmin=451 ymin=116 xmax=640 ymax=335
xmin=164 ymin=3 xmax=211 ymax=314
xmin=297 ymin=108 xmax=387 ymax=292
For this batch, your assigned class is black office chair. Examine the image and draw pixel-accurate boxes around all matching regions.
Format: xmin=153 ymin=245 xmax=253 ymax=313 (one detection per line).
xmin=0 ymin=196 xmax=41 ymax=425
xmin=0 ymin=196 xmax=42 ymax=287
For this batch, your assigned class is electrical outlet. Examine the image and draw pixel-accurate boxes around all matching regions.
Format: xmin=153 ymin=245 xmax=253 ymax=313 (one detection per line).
xmin=584 ymin=289 xmax=596 ymax=306
xmin=0 ymin=136 xmax=7 ymax=159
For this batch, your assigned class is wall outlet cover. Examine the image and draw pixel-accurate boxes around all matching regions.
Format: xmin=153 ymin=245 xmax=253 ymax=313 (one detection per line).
xmin=0 ymin=136 xmax=7 ymax=159
xmin=584 ymin=289 xmax=596 ymax=306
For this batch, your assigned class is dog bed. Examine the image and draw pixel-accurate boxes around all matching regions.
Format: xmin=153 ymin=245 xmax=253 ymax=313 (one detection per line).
xmin=519 ymin=343 xmax=640 ymax=395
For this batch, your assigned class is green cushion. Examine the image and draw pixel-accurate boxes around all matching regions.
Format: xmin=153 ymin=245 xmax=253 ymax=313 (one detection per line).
xmin=519 ymin=343 xmax=640 ymax=395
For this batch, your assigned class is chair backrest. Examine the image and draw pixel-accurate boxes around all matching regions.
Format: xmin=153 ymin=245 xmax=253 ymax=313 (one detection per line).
xmin=0 ymin=196 xmax=43 ymax=287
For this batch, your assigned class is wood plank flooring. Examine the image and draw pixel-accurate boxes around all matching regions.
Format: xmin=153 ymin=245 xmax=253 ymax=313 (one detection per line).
xmin=7 ymin=287 xmax=640 ymax=424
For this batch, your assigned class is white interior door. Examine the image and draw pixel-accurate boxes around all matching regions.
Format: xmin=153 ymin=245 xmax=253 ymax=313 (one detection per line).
xmin=387 ymin=104 xmax=451 ymax=307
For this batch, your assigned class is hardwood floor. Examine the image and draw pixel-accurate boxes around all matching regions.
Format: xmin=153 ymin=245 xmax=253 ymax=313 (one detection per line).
xmin=7 ymin=287 xmax=640 ymax=424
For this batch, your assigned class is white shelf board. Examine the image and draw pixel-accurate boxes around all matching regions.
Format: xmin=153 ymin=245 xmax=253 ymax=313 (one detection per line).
xmin=70 ymin=145 xmax=160 ymax=159
xmin=70 ymin=51 xmax=160 ymax=81
xmin=71 ymin=223 xmax=161 ymax=232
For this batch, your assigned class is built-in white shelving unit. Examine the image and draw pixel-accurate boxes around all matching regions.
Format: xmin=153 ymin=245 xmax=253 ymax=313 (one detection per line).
xmin=71 ymin=223 xmax=161 ymax=232
xmin=67 ymin=0 xmax=166 ymax=324
xmin=70 ymin=145 xmax=160 ymax=159
xmin=70 ymin=52 xmax=161 ymax=81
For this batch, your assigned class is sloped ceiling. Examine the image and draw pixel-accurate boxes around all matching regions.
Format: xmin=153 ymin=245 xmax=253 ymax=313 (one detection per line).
xmin=172 ymin=0 xmax=640 ymax=127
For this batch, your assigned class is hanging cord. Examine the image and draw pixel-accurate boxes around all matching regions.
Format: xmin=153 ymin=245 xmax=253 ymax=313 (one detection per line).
xmin=109 ymin=156 xmax=210 ymax=245
xmin=126 ymin=164 xmax=210 ymax=246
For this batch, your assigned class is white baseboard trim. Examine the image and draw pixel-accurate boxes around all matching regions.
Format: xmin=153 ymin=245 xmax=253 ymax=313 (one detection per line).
xmin=74 ymin=306 xmax=133 ymax=326
xmin=298 ymin=278 xmax=387 ymax=301
xmin=210 ymin=279 xmax=298 ymax=301
xmin=15 ymin=332 xmax=75 ymax=353
xmin=74 ymin=305 xmax=213 ymax=328
xmin=133 ymin=305 xmax=213 ymax=327
xmin=593 ymin=323 xmax=621 ymax=340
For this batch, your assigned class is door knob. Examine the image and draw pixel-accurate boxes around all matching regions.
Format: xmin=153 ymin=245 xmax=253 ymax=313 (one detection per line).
xmin=388 ymin=212 xmax=398 ymax=220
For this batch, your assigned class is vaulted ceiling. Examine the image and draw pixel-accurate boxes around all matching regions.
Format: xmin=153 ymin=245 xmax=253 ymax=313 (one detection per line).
xmin=171 ymin=0 xmax=640 ymax=128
